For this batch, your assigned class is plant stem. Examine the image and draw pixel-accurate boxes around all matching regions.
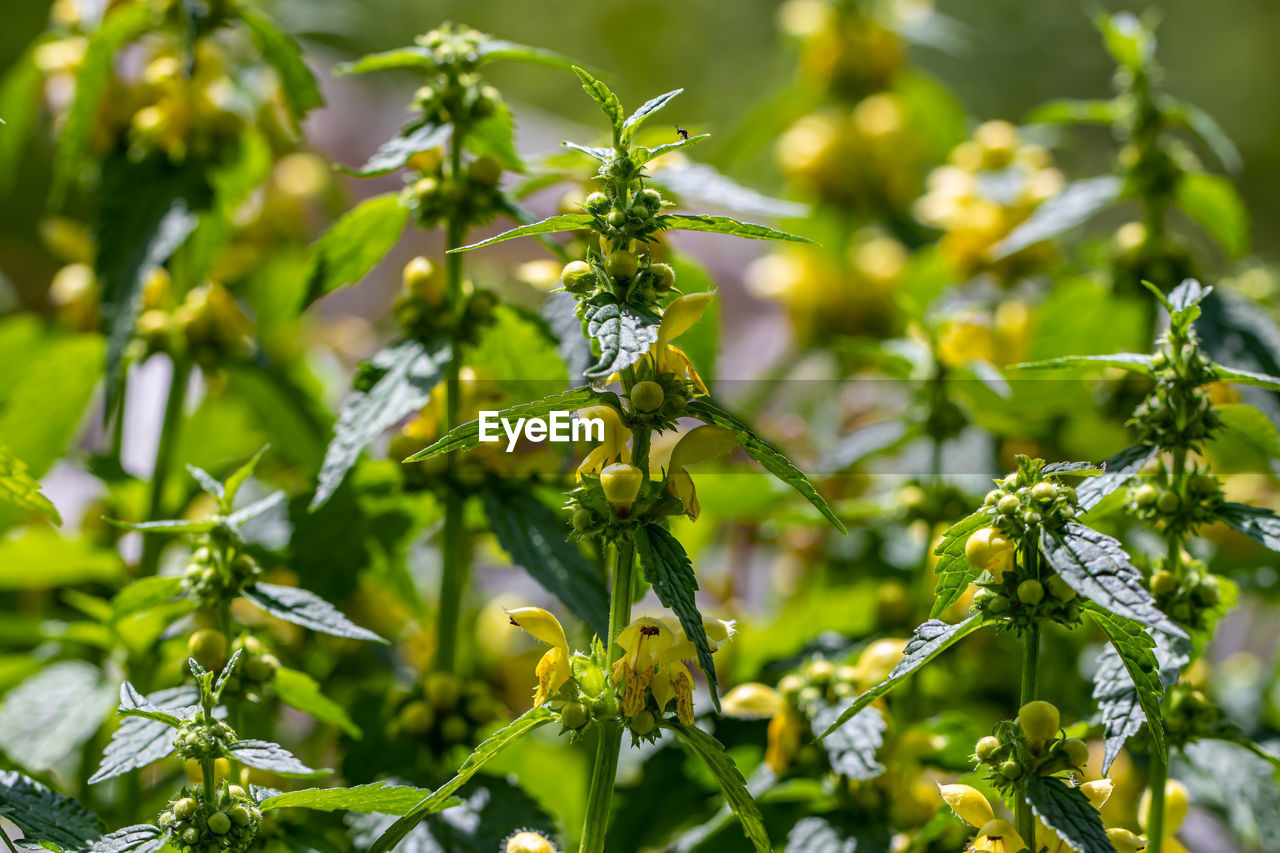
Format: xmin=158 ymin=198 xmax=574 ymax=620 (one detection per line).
xmin=579 ymin=537 xmax=636 ymax=853
xmin=202 ymin=758 xmax=217 ymax=812
xmin=139 ymin=356 xmax=191 ymax=577
xmin=1147 ymin=749 xmax=1168 ymax=853
xmin=1016 ymin=621 xmax=1041 ymax=846
xmin=435 ymin=129 xmax=468 ymax=675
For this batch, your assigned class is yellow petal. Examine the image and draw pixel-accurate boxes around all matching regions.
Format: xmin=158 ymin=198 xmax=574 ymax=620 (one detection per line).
xmin=939 ymin=784 xmax=995 ymax=829
xmin=976 ymin=820 xmax=1026 ymax=853
xmin=667 ymin=468 xmax=700 ymax=520
xmin=722 ymin=683 xmax=784 ymax=719
xmin=669 ymin=425 xmax=737 ymax=471
xmin=506 ymin=607 xmax=568 ymax=651
xmin=1105 ymin=828 xmax=1147 ymax=852
xmin=658 ymin=291 xmax=715 ymax=346
xmin=533 ymin=646 xmax=571 ymax=706
xmin=1080 ymin=779 xmax=1114 ymax=810
xmin=765 ymin=705 xmax=804 ymax=775
xmin=663 ymin=344 xmax=709 ymax=394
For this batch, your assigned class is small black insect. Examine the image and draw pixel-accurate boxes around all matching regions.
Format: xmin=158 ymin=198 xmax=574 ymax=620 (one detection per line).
xmin=674 ymin=123 xmax=690 ymax=140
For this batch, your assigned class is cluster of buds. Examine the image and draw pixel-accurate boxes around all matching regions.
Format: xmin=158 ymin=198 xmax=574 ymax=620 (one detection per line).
xmin=402 ymin=149 xmax=507 ymax=229
xmin=157 ymin=783 xmax=261 ymax=853
xmin=410 ymin=25 xmax=502 ymax=128
xmin=1127 ymin=469 xmax=1223 ymax=538
xmin=1129 ymin=338 xmax=1222 ymax=451
xmin=780 ymin=0 xmax=910 ymax=98
xmin=390 ymin=671 xmax=505 ymax=748
xmin=914 ymin=121 xmax=1064 ymax=282
xmin=969 ymin=524 xmax=1081 ymax=632
xmin=980 ymin=464 xmax=1080 ymax=539
xmin=1147 ymin=554 xmax=1222 ymax=630
xmin=974 ymin=701 xmax=1091 ymax=792
xmin=1161 ymin=682 xmax=1222 ymax=748
xmin=133 ymin=274 xmax=255 ymax=367
xmin=393 ymin=256 xmax=498 ymax=345
xmin=183 ymin=542 xmax=262 ymax=602
xmin=174 ymin=716 xmax=236 ymax=762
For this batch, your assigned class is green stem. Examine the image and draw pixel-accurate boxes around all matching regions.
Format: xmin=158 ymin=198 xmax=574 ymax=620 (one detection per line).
xmin=579 ymin=538 xmax=636 ymax=853
xmin=1015 ymin=621 xmax=1041 ymax=846
xmin=1147 ymin=750 xmax=1168 ymax=853
xmin=436 ymin=129 xmax=469 ymax=675
xmin=139 ymin=356 xmax=191 ymax=577
xmin=201 ymin=758 xmax=217 ymax=812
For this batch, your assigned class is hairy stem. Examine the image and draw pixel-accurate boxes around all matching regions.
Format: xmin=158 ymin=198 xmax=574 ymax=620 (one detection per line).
xmin=202 ymin=758 xmax=217 ymax=812
xmin=139 ymin=356 xmax=191 ymax=577
xmin=436 ymin=129 xmax=469 ymax=674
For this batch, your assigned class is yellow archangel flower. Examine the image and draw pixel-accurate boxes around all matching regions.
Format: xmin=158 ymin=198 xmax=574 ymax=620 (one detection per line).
xmin=939 ymin=785 xmax=1026 ymax=853
xmin=506 ymin=607 xmax=571 ymax=706
xmin=651 ymin=291 xmax=715 ymax=394
xmin=665 ymin=425 xmax=737 ymax=520
xmin=611 ymin=617 xmax=675 ymax=717
xmin=575 ymin=405 xmax=631 ymax=480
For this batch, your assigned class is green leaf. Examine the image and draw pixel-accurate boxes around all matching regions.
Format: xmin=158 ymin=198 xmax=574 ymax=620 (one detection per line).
xmin=467 ymin=304 xmax=568 ymax=398
xmin=655 ymin=213 xmax=814 ymax=243
xmin=403 ymin=387 xmax=610 ymax=463
xmin=1025 ymin=98 xmax=1119 ymax=125
xmin=89 ymin=686 xmax=196 ymax=784
xmin=311 ymin=338 xmax=449 ymax=510
xmin=582 ymin=293 xmax=662 ymax=379
xmin=1177 ymin=171 xmax=1249 ymax=257
xmin=186 ymin=465 xmax=225 ymax=502
xmin=572 ymin=66 xmax=624 ymax=141
xmin=304 ymin=193 xmax=409 ymax=306
xmin=1170 ymin=99 xmax=1242 ymax=173
xmin=335 ymin=46 xmax=431 ymax=75
xmin=1077 ymin=444 xmax=1158 ymax=512
xmin=272 ymin=668 xmax=362 ymax=738
xmin=1092 ymin=623 xmax=1187 ymax=773
xmin=479 ymin=486 xmax=608 ymax=638
xmin=51 ymin=4 xmax=151 ymax=204
xmin=117 ymin=682 xmax=185 ymax=728
xmin=1219 ymin=502 xmax=1280 ymax=552
xmin=622 ymin=89 xmax=683 ymax=136
xmin=818 ymin=615 xmax=985 ymax=740
xmin=989 ymin=175 xmax=1122 ymax=259
xmin=630 ymin=134 xmax=710 ymax=164
xmin=652 ymin=162 xmax=807 ymax=219
xmin=931 ymin=510 xmax=991 ymax=617
xmin=0 ymin=771 xmax=103 ymax=853
xmin=636 ymin=523 xmax=719 ymax=711
xmin=0 ymin=44 xmax=44 ymax=198
xmin=238 ymin=9 xmax=323 ymax=120
xmin=96 ymin=155 xmax=210 ymax=411
xmin=243 ymin=582 xmax=385 ymax=643
xmin=466 ymin=103 xmax=522 ymax=171
xmin=807 ymin=701 xmax=884 ymax=780
xmin=0 ymin=442 xmax=59 ymax=524
xmin=223 ymin=445 xmax=270 ymax=507
xmin=107 ymin=518 xmax=217 ymax=534
xmin=339 ymin=123 xmax=451 ymax=177
xmin=1167 ymin=277 xmax=1212 ymax=320
xmin=227 ymin=491 xmax=286 ymax=527
xmin=1214 ymin=364 xmax=1280 ymax=392
xmin=662 ymin=719 xmax=771 ymax=853
xmin=0 ymin=661 xmax=117 ymax=771
xmin=450 ymin=214 xmax=594 ymax=253
xmin=685 ymin=398 xmax=846 ymax=533
xmin=1014 ymin=352 xmax=1154 ymax=375
xmin=88 ymin=825 xmax=167 ymax=853
xmin=0 ymin=529 xmax=122 ymax=591
xmin=1024 ymin=774 xmax=1112 ymax=853
xmin=1216 ymin=403 xmax=1280 ymax=460
xmin=1096 ymin=11 xmax=1154 ymax=71
xmin=368 ymin=707 xmax=557 ymax=853
xmin=476 ymin=39 xmax=576 ymax=71
xmin=349 ymin=780 xmax=549 ymax=853
xmin=1040 ymin=523 xmax=1184 ymax=636
xmin=259 ymin=782 xmax=432 ymax=814
xmin=228 ymin=739 xmax=326 ymax=777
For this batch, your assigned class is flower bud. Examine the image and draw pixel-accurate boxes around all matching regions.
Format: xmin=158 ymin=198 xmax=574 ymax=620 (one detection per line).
xmin=229 ymin=805 xmax=252 ymax=827
xmin=939 ymin=783 xmax=995 ymax=829
xmin=721 ymin=683 xmax=784 ymax=719
xmin=1017 ymin=700 xmax=1060 ymax=744
xmin=571 ymin=508 xmax=594 ymax=532
xmin=402 ymin=257 xmax=444 ymax=305
xmin=398 ymin=700 xmax=435 ymax=736
xmin=584 ymin=192 xmax=609 ymax=214
xmin=1017 ymin=579 xmax=1045 ymax=606
xmin=965 ymin=527 xmax=1015 ymax=581
xmin=630 ymin=709 xmax=655 ymax=735
xmin=1031 ymin=481 xmax=1057 ymax=502
xmin=600 ymin=463 xmax=644 ymax=515
xmin=506 ymin=830 xmax=557 ymax=853
xmin=1133 ymin=483 xmax=1158 ymax=507
xmin=1150 ymin=570 xmax=1178 ymax=597
xmin=1156 ymin=491 xmax=1180 ymax=514
xmin=466 ymin=155 xmax=502 ymax=187
xmin=606 ymin=250 xmax=638 ymax=279
xmin=188 ymin=629 xmax=227 ymax=670
xmin=560 ymin=701 xmax=588 ymax=730
xmin=650 ymin=263 xmax=676 ymax=292
xmin=638 ymin=188 xmax=663 ymax=212
xmin=207 ymin=812 xmax=231 ymax=835
xmin=1105 ymin=829 xmax=1146 ymax=853
xmin=173 ymin=798 xmax=198 ymax=819
xmin=630 ymin=381 xmax=665 ymax=414
xmin=560 ymin=260 xmax=596 ymax=294
xmin=1062 ymin=737 xmax=1090 ymax=768
xmin=975 ymin=736 xmax=1001 ymax=762
xmin=1046 ymin=574 xmax=1076 ymax=601
xmin=997 ymin=494 xmax=1021 ymax=515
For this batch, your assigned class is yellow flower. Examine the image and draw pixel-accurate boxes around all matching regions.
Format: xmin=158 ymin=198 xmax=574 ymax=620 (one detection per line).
xmin=611 ymin=617 xmax=676 ymax=717
xmin=722 ymin=683 xmax=785 ymax=719
xmin=939 ymin=784 xmax=995 ymax=830
xmin=651 ymin=291 xmax=715 ymax=393
xmin=665 ymin=425 xmax=737 ymax=520
xmin=765 ymin=704 xmax=805 ymax=775
xmin=576 ymin=405 xmax=631 ymax=479
xmin=850 ymin=638 xmax=907 ymax=689
xmin=506 ymin=607 xmax=571 ymax=706
xmin=970 ymin=819 xmax=1027 ymax=853
xmin=652 ymin=641 xmax=698 ymax=725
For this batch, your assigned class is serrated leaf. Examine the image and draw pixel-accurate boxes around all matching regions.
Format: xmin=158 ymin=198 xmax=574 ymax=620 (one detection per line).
xmin=572 ymin=66 xmax=624 ymax=139
xmin=403 ymin=387 xmax=610 ymax=462
xmin=663 ymin=719 xmax=771 ymax=853
xmin=238 ymin=9 xmax=323 ymax=120
xmin=340 ymin=123 xmax=451 ymax=178
xmin=1177 ymin=171 xmax=1248 ymax=257
xmin=1219 ymin=502 xmax=1280 ymax=552
xmin=582 ymin=293 xmax=662 ymax=379
xmin=630 ymin=134 xmax=711 ymax=164
xmin=1092 ymin=622 xmax=1187 ymax=773
xmin=1214 ymin=364 xmax=1280 ymax=393
xmin=479 ymin=486 xmax=608 ymax=638
xmin=51 ymin=4 xmax=151 ymax=204
xmin=989 ymin=175 xmax=1122 ymax=259
xmin=808 ymin=701 xmax=885 ymax=780
xmin=1013 ymin=352 xmax=1154 ymax=375
xmin=229 ymin=739 xmax=327 ymax=777
xmin=623 ymin=89 xmax=683 ymax=135
xmin=1177 ymin=739 xmax=1280 ymax=850
xmin=96 ymin=155 xmax=209 ymax=411
xmin=476 ymin=39 xmax=576 ymax=71
xmin=0 ymin=661 xmax=117 ymax=770
xmin=368 ymin=707 xmax=557 ymax=853
xmin=273 ymin=668 xmax=361 ymax=738
xmin=1040 ymin=523 xmax=1184 ymax=636
xmin=304 ymin=193 xmax=409 ymax=306
xmin=88 ymin=825 xmax=167 ymax=853
xmin=0 ymin=771 xmax=103 ymax=853
xmin=1077 ymin=444 xmax=1158 ymax=512
xmin=335 ymin=46 xmax=432 ymax=75
xmin=1024 ymin=774 xmax=1112 ymax=853
xmin=655 ymin=213 xmax=814 ymax=243
xmin=1042 ymin=461 xmax=1105 ymax=476
xmin=89 ymin=686 xmax=197 ymax=783
xmin=931 ymin=510 xmax=991 ymax=617
xmin=186 ymin=465 xmax=225 ymax=501
xmin=0 ymin=443 xmax=60 ymax=524
xmin=349 ymin=779 xmax=550 ymax=853
xmin=242 ymin=582 xmax=385 ymax=642
xmin=450 ymin=214 xmax=594 ymax=253
xmin=1086 ymin=605 xmax=1170 ymax=766
xmin=117 ymin=682 xmax=184 ymax=728
xmin=227 ymin=491 xmax=286 ymax=527
xmin=312 ymin=338 xmax=449 ymax=509
xmin=819 ymin=616 xmax=984 ymax=739
xmin=685 ymin=398 xmax=845 ymax=533
xmin=1216 ymin=404 xmax=1280 ymax=460
xmin=212 ymin=650 xmax=243 ymax=702
xmin=635 ymin=523 xmax=719 ymax=711
xmin=260 ymin=782 xmax=431 ymax=814
xmin=562 ymin=142 xmax=615 ymax=161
